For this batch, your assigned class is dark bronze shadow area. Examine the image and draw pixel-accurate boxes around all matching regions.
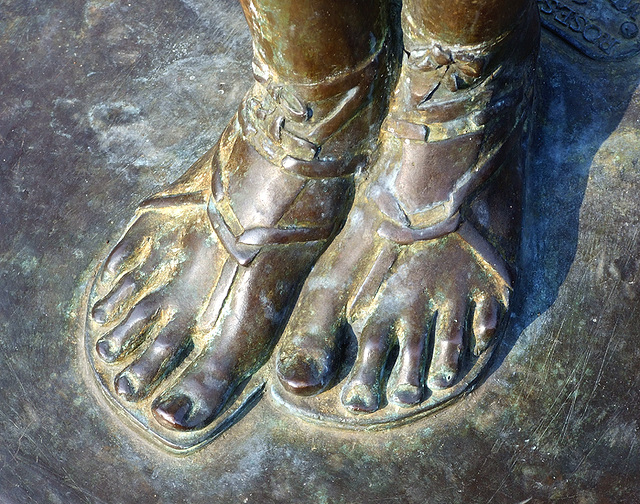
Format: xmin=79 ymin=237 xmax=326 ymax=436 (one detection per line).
xmin=492 ymin=32 xmax=640 ymax=369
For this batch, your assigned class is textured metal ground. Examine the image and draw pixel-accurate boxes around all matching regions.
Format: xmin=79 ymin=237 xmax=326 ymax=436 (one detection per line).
xmin=1 ymin=1 xmax=640 ymax=502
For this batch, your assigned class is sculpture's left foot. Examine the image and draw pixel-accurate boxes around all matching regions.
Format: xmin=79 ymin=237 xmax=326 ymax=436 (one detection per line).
xmin=274 ymin=10 xmax=540 ymax=426
xmin=276 ymin=198 xmax=514 ymax=419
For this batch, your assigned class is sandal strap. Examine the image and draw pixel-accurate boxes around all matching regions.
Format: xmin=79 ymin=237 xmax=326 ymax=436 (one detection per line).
xmin=208 ymin=41 xmax=391 ymax=265
xmin=236 ymin=110 xmax=368 ymax=179
xmin=372 ymin=13 xmax=538 ymax=247
xmin=208 ymin=191 xmax=336 ymax=266
xmin=244 ymin=41 xmax=389 ymax=169
xmin=209 ymin=145 xmax=343 ymax=266
xmin=373 ymin=98 xmax=528 ymax=244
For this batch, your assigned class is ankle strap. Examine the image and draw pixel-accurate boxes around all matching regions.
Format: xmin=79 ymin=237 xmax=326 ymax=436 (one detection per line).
xmin=240 ymin=40 xmax=390 ymax=175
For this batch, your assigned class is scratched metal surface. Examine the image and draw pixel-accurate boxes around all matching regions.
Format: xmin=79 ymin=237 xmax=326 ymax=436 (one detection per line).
xmin=1 ymin=1 xmax=639 ymax=502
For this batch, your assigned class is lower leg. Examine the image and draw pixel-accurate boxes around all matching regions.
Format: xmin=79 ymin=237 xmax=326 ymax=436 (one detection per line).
xmin=403 ymin=0 xmax=532 ymax=47
xmin=241 ymin=0 xmax=388 ymax=84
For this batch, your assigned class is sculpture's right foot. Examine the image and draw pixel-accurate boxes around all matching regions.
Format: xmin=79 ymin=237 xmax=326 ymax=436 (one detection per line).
xmin=84 ymin=34 xmax=392 ymax=449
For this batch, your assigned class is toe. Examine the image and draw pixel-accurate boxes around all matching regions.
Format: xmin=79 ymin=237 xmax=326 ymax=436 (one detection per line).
xmin=472 ymin=295 xmax=501 ymax=355
xmin=428 ymin=303 xmax=465 ymax=390
xmin=389 ymin=383 xmax=423 ymax=407
xmin=389 ymin=332 xmax=426 ymax=406
xmin=341 ymin=316 xmax=393 ymax=413
xmin=91 ymin=273 xmax=136 ymax=324
xmin=276 ymin=348 xmax=335 ymax=396
xmin=276 ymin=296 xmax=344 ymax=396
xmin=95 ymin=299 xmax=160 ymax=362
xmin=101 ymin=214 xmax=153 ymax=282
xmin=152 ymin=366 xmax=232 ymax=430
xmin=114 ymin=317 xmax=193 ymax=401
xmin=152 ymin=394 xmax=197 ymax=430
xmin=276 ymin=247 xmax=358 ymax=397
xmin=388 ymin=315 xmax=429 ymax=407
xmin=341 ymin=382 xmax=380 ymax=413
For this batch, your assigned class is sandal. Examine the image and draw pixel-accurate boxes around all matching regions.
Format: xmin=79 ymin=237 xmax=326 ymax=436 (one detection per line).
xmin=83 ymin=37 xmax=392 ymax=450
xmin=274 ymin=7 xmax=540 ymax=427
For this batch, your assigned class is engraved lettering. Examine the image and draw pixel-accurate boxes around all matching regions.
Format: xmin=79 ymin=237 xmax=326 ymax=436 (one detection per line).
xmin=621 ymin=21 xmax=639 ymax=38
xmin=539 ymin=0 xmax=554 ymax=14
xmin=569 ymin=14 xmax=587 ymax=32
xmin=555 ymin=6 xmax=574 ymax=25
xmin=540 ymin=0 xmax=634 ymax=58
xmin=583 ymin=23 xmax=602 ymax=42
xmin=598 ymin=32 xmax=621 ymax=52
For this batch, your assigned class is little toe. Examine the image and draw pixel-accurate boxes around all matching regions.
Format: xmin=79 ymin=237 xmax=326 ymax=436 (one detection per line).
xmin=472 ymin=295 xmax=501 ymax=356
xmin=428 ymin=306 xmax=465 ymax=390
xmin=152 ymin=368 xmax=231 ymax=430
xmin=95 ymin=300 xmax=160 ymax=363
xmin=114 ymin=317 xmax=193 ymax=401
xmin=91 ymin=273 xmax=137 ymax=324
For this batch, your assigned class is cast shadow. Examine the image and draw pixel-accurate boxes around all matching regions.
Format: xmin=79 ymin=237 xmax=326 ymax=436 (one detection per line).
xmin=492 ymin=35 xmax=640 ymax=369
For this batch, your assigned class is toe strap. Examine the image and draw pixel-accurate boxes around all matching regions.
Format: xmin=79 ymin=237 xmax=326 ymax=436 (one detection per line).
xmin=207 ymin=194 xmax=337 ymax=266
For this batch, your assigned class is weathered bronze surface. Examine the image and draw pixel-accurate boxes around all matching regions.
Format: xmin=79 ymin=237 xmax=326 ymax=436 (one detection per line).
xmin=2 ymin=0 xmax=640 ymax=501
xmin=82 ymin=0 xmax=540 ymax=447
xmin=85 ymin=0 xmax=396 ymax=446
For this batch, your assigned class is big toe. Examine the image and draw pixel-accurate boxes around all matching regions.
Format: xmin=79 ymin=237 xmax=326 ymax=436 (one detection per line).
xmin=152 ymin=394 xmax=204 ymax=430
xmin=276 ymin=349 xmax=334 ymax=396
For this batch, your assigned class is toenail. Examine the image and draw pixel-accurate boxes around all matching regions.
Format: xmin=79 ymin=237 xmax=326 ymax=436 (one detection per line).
xmin=92 ymin=305 xmax=107 ymax=324
xmin=277 ymin=354 xmax=326 ymax=396
xmin=153 ymin=395 xmax=193 ymax=430
xmin=342 ymin=384 xmax=379 ymax=413
xmin=115 ymin=374 xmax=137 ymax=401
xmin=390 ymin=384 xmax=422 ymax=407
xmin=96 ymin=339 xmax=117 ymax=362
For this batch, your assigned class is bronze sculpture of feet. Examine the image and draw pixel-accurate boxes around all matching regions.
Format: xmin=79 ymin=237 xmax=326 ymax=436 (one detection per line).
xmin=81 ymin=0 xmax=541 ymax=448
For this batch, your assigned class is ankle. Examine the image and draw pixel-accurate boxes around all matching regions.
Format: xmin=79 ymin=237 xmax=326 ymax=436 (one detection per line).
xmin=392 ymin=8 xmax=540 ymax=120
xmin=242 ymin=39 xmax=393 ymax=173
